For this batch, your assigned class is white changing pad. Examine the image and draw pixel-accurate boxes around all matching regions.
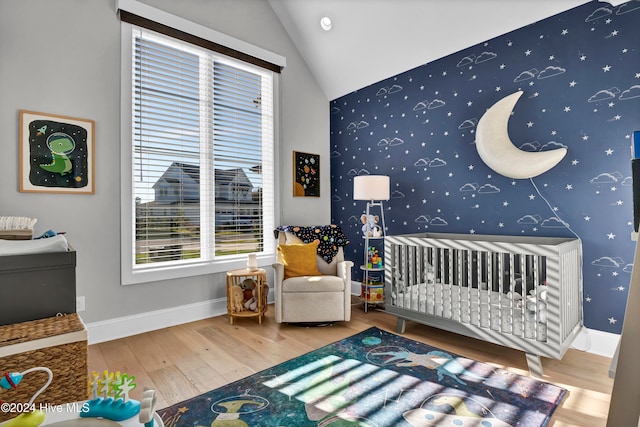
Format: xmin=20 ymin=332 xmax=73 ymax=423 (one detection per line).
xmin=0 ymin=235 xmax=69 ymax=256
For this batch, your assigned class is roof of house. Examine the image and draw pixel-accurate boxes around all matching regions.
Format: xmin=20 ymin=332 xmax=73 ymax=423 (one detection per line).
xmin=153 ymin=162 xmax=252 ymax=188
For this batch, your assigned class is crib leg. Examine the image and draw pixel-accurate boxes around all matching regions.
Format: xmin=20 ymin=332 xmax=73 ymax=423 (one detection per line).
xmin=396 ymin=317 xmax=406 ymax=334
xmin=525 ymin=353 xmax=544 ymax=377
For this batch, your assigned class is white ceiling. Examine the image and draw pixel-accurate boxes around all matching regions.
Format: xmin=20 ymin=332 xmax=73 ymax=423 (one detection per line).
xmin=268 ymin=0 xmax=626 ymax=100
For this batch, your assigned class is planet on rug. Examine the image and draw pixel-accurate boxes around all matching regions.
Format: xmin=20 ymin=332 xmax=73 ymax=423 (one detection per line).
xmin=158 ymin=327 xmax=566 ymax=427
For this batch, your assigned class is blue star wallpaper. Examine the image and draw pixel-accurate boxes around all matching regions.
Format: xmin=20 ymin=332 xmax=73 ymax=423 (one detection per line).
xmin=330 ymin=0 xmax=640 ymax=334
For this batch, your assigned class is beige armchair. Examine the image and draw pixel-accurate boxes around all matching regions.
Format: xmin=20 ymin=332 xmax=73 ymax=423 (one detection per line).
xmin=272 ymin=230 xmax=353 ymax=323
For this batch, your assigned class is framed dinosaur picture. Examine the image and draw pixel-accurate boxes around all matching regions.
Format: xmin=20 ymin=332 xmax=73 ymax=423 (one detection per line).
xmin=19 ymin=110 xmax=95 ymax=194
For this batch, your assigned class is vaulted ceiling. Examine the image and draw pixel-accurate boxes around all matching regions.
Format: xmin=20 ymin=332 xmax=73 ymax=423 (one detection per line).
xmin=268 ymin=0 xmax=626 ymax=100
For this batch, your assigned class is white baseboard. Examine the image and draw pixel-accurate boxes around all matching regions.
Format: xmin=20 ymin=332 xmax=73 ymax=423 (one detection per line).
xmin=86 ymin=289 xmax=274 ymax=344
xmin=351 ymin=281 xmax=361 ymax=296
xmin=572 ymin=327 xmax=619 ymax=359
xmin=85 ymin=297 xmax=228 ymax=344
xmin=87 ymin=287 xmax=619 ymax=360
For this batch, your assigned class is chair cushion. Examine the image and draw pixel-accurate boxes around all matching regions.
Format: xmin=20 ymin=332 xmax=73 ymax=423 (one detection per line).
xmin=281 ymin=275 xmax=346 ymax=293
xmin=277 ymin=241 xmax=322 ymax=279
xmin=280 ymin=232 xmax=342 ymax=276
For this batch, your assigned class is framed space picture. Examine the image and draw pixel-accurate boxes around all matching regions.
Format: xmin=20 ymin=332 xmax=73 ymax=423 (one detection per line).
xmin=293 ymin=151 xmax=320 ymax=197
xmin=19 ymin=110 xmax=95 ymax=194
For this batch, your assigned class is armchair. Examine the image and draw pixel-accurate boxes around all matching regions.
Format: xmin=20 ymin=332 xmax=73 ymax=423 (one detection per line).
xmin=272 ymin=227 xmax=353 ymax=324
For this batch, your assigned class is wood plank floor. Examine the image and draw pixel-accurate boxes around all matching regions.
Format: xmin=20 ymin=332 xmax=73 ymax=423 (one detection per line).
xmin=88 ymin=300 xmax=614 ymax=426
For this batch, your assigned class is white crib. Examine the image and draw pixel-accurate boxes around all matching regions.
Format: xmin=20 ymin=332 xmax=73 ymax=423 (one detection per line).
xmin=384 ymin=233 xmax=583 ymax=375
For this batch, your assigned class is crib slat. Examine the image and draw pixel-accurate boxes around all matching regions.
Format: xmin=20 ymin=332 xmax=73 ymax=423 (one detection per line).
xmin=402 ymin=244 xmax=409 ymax=309
xmin=508 ymin=253 xmax=515 ymax=336
xmin=432 ymin=247 xmax=437 ymax=316
xmin=466 ymin=250 xmax=472 ymax=324
xmin=456 ymin=249 xmax=463 ymax=323
xmin=497 ymin=252 xmax=503 ymax=333
xmin=409 ymin=245 xmax=415 ymax=310
xmin=533 ymin=254 xmax=539 ymax=341
xmin=446 ymin=248 xmax=453 ymax=320
xmin=520 ymin=253 xmax=527 ymax=339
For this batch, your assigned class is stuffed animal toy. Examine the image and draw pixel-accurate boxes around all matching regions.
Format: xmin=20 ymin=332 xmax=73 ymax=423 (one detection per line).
xmin=244 ymin=286 xmax=259 ymax=312
xmin=230 ymin=285 xmax=245 ymax=313
xmin=530 ymin=283 xmax=548 ymax=301
xmin=505 ymin=291 xmax=523 ymax=308
xmin=360 ymin=214 xmax=381 ymax=237
xmin=525 ymin=284 xmax=549 ymax=323
xmin=241 ymin=278 xmax=257 ymax=300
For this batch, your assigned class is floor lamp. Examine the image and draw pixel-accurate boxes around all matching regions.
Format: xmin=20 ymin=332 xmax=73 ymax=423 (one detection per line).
xmin=354 ymin=175 xmax=390 ymax=312
xmin=353 ymin=175 xmax=390 ymax=233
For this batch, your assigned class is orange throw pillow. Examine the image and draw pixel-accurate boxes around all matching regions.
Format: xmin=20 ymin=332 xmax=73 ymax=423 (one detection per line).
xmin=278 ymin=241 xmax=322 ymax=279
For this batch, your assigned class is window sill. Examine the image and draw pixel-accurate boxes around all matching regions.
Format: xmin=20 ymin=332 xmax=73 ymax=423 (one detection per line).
xmin=121 ymin=254 xmax=276 ymax=285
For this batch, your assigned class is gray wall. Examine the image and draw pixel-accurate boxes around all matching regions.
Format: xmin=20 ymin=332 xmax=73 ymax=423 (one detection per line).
xmin=0 ymin=0 xmax=331 ymax=323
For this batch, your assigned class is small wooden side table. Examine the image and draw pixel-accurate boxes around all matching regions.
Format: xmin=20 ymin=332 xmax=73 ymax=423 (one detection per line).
xmin=226 ymin=267 xmax=268 ymax=324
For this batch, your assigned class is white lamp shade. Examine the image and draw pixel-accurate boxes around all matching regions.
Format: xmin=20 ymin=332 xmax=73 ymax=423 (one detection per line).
xmin=353 ymin=175 xmax=390 ymax=200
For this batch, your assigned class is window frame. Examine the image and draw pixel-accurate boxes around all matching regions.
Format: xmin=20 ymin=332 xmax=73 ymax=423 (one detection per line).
xmin=119 ymin=19 xmax=282 ymax=285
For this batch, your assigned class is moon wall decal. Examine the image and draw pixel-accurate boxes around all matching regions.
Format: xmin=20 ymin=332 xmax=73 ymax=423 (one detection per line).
xmin=475 ymin=91 xmax=567 ymax=179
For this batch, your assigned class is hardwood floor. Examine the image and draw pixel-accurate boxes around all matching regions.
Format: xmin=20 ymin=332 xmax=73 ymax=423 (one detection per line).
xmin=88 ymin=300 xmax=614 ymax=426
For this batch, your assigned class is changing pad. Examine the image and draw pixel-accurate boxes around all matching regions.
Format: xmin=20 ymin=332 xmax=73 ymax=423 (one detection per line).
xmin=0 ymin=235 xmax=69 ymax=256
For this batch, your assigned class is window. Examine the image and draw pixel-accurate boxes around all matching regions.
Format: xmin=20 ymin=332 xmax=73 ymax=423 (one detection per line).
xmin=120 ymin=20 xmax=280 ymax=284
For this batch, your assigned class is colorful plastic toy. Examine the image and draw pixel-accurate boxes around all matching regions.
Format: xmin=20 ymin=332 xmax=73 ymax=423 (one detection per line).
xmin=367 ymin=247 xmax=383 ymax=268
xmin=81 ymin=371 xmax=141 ymax=422
xmin=0 ymin=366 xmax=53 ymax=427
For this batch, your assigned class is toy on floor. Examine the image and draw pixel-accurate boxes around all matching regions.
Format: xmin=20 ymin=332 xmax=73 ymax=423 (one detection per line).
xmin=138 ymin=389 xmax=158 ymax=427
xmin=0 ymin=366 xmax=53 ymax=427
xmin=80 ymin=370 xmax=158 ymax=426
xmin=82 ymin=371 xmax=141 ymax=422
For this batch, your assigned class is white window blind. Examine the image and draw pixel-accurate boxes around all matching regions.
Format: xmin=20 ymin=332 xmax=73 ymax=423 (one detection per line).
xmin=130 ymin=27 xmax=274 ymax=272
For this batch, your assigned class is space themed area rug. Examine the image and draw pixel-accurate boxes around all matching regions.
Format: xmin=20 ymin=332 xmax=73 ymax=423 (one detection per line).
xmin=158 ymin=327 xmax=566 ymax=427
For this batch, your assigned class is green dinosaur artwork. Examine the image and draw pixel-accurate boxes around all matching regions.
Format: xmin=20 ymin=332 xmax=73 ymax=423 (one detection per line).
xmin=25 ymin=116 xmax=91 ymax=190
xmin=39 ymin=132 xmax=75 ymax=175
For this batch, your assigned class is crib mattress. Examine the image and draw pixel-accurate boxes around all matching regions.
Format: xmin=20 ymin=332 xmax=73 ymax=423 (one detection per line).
xmin=392 ymin=282 xmax=547 ymax=341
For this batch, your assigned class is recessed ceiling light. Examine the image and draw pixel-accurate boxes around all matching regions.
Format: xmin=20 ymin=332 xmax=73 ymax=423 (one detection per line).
xmin=320 ymin=16 xmax=332 ymax=31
